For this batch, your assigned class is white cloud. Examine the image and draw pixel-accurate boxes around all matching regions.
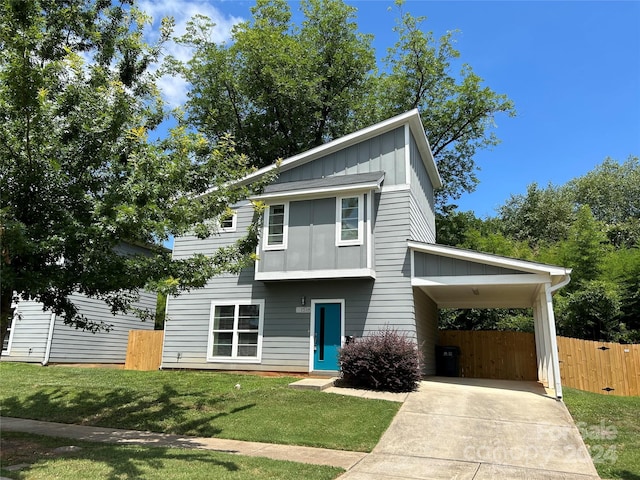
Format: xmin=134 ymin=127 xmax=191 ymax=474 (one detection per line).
xmin=139 ymin=0 xmax=244 ymax=107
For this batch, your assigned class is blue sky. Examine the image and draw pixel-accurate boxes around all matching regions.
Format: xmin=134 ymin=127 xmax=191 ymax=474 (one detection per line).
xmin=146 ymin=0 xmax=640 ymax=218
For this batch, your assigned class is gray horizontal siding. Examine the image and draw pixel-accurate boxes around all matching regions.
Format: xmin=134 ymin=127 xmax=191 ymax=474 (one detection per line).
xmin=414 ymin=251 xmax=526 ymax=277
xmin=277 ymin=127 xmax=406 ymax=186
xmin=2 ymin=300 xmax=52 ymax=363
xmin=46 ymin=291 xmax=156 ymax=364
xmin=164 ymin=184 xmax=420 ymax=372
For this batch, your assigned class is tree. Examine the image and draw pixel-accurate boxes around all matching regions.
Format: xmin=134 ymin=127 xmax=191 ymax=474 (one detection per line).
xmin=498 ymin=182 xmax=575 ymax=247
xmin=361 ymin=3 xmax=515 ymax=207
xmin=175 ymin=0 xmax=515 ymax=210
xmin=0 ymin=0 xmax=268 ymax=353
xmin=567 ymin=156 xmax=640 ymax=247
xmin=175 ymin=0 xmax=375 ymax=167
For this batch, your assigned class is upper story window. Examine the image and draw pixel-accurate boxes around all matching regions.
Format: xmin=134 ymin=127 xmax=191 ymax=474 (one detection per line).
xmin=336 ymin=195 xmax=364 ymax=246
xmin=219 ymin=212 xmax=237 ymax=232
xmin=264 ymin=203 xmax=288 ymax=250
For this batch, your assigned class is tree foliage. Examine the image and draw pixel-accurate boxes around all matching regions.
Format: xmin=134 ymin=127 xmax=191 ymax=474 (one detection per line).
xmin=174 ymin=0 xmax=515 ymax=210
xmin=438 ymin=157 xmax=640 ymax=342
xmin=0 ymin=0 xmax=267 ymax=352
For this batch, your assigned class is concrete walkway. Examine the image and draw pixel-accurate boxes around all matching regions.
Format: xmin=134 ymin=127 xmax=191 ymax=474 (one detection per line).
xmin=338 ymin=378 xmax=600 ymax=480
xmin=0 ymin=416 xmax=365 ymax=470
xmin=1 ymin=378 xmax=601 ymax=479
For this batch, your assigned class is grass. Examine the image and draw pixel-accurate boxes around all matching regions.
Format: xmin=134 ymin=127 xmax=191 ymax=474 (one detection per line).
xmin=0 ymin=363 xmax=399 ymax=452
xmin=0 ymin=431 xmax=343 ymax=480
xmin=563 ymin=387 xmax=640 ymax=480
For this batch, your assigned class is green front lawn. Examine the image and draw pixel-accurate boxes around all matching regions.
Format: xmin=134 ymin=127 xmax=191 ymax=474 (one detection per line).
xmin=0 ymin=363 xmax=399 ymax=452
xmin=0 ymin=431 xmax=343 ymax=480
xmin=563 ymin=388 xmax=640 ymax=479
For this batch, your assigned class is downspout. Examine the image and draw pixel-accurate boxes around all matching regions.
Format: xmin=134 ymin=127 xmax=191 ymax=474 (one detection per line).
xmin=42 ymin=312 xmax=56 ymax=366
xmin=549 ymin=273 xmax=571 ymax=293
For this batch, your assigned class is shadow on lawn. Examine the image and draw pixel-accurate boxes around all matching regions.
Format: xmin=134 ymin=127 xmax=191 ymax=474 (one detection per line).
xmin=4 ymin=438 xmax=241 ymax=480
xmin=1 ymin=384 xmax=256 ymax=438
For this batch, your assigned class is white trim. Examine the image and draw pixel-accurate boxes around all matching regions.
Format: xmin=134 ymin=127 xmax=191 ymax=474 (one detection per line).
xmin=544 ymin=283 xmax=563 ymax=398
xmin=262 ymin=202 xmax=289 ymax=251
xmin=256 ymin=268 xmax=375 ymax=281
xmin=218 ymin=212 xmax=237 ymax=233
xmin=366 ymin=192 xmax=373 ymax=270
xmin=250 ymin=179 xmax=382 ymax=202
xmin=411 ymin=273 xmax=552 ymax=287
xmin=309 ymin=299 xmax=346 ymax=372
xmin=404 ymin=123 xmax=411 ymax=185
xmin=42 ymin=312 xmax=57 ymax=366
xmin=381 ymin=184 xmax=411 ymax=193
xmin=336 ymin=194 xmax=364 ymax=246
xmin=2 ymin=310 xmax=17 ymax=355
xmin=408 ymin=241 xmax=572 ymax=277
xmin=207 ymin=299 xmax=265 ymax=364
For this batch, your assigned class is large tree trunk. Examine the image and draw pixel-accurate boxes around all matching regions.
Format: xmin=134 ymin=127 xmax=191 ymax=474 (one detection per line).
xmin=0 ymin=287 xmax=13 ymax=359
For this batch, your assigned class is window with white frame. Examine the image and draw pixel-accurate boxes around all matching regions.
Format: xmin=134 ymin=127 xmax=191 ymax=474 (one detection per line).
xmin=208 ymin=300 xmax=264 ymax=362
xmin=219 ymin=211 xmax=237 ymax=232
xmin=264 ymin=203 xmax=288 ymax=250
xmin=336 ymin=195 xmax=363 ymax=245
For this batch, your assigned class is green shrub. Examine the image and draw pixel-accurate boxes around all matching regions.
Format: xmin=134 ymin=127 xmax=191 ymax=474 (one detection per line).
xmin=339 ymin=329 xmax=422 ymax=392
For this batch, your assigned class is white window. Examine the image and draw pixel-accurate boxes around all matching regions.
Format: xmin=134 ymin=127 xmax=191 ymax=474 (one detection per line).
xmin=219 ymin=212 xmax=237 ymax=232
xmin=336 ymin=195 xmax=363 ymax=246
xmin=263 ymin=203 xmax=288 ymax=250
xmin=207 ymin=300 xmax=264 ymax=363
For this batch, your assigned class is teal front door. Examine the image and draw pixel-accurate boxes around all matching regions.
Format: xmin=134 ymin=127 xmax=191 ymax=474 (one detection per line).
xmin=313 ymin=303 xmax=341 ymax=371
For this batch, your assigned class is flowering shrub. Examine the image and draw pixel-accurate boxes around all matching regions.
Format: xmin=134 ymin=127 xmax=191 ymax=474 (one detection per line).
xmin=339 ymin=329 xmax=422 ymax=392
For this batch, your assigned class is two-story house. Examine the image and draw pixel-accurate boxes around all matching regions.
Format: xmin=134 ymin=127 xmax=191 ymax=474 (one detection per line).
xmin=162 ymin=110 xmax=571 ymax=398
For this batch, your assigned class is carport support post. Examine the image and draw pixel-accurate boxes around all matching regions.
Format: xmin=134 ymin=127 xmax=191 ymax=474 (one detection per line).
xmin=544 ymin=282 xmax=563 ymax=399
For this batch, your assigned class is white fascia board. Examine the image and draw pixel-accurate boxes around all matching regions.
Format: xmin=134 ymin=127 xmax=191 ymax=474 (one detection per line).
xmin=256 ymin=268 xmax=376 ymax=281
xmin=407 ymin=241 xmax=572 ymax=277
xmin=406 ymin=112 xmax=443 ymax=189
xmin=250 ymin=180 xmax=382 ymax=202
xmin=411 ymin=273 xmax=551 ymax=287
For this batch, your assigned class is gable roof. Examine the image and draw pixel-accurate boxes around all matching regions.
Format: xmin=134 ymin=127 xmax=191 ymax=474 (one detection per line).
xmin=238 ymin=109 xmax=442 ymax=190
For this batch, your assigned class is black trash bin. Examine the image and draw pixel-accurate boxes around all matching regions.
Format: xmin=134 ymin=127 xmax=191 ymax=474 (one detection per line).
xmin=435 ymin=345 xmax=461 ymax=377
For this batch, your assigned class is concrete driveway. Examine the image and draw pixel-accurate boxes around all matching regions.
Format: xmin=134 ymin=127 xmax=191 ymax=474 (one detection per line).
xmin=340 ymin=377 xmax=600 ymax=480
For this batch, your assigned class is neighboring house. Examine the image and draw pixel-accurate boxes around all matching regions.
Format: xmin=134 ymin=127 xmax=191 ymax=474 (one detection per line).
xmin=2 ymin=243 xmax=158 ymax=365
xmin=162 ymin=110 xmax=571 ymax=398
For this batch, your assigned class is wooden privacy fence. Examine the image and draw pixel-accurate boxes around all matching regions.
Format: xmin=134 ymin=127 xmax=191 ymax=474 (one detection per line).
xmin=125 ymin=330 xmax=164 ymax=371
xmin=557 ymin=336 xmax=640 ymax=396
xmin=438 ymin=330 xmax=538 ymax=381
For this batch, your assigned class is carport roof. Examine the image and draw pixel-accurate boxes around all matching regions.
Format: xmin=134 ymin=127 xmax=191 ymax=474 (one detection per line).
xmin=408 ymin=241 xmax=572 ymax=309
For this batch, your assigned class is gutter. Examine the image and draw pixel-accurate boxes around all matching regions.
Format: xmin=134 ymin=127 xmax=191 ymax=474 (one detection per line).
xmin=549 ymin=272 xmax=572 ymax=293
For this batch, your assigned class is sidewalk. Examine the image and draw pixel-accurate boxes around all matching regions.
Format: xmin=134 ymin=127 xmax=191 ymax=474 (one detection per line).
xmin=0 ymin=416 xmax=366 ymax=470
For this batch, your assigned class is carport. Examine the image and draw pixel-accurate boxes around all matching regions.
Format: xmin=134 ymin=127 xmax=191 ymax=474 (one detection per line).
xmin=408 ymin=241 xmax=572 ymax=398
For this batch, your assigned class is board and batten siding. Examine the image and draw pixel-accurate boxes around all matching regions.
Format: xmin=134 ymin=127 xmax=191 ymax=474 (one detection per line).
xmin=413 ymin=251 xmax=527 ymax=277
xmin=276 ymin=127 xmax=406 ymax=186
xmin=258 ymin=195 xmax=369 ymax=274
xmin=163 ymin=189 xmax=419 ymax=372
xmin=408 ymin=130 xmax=436 ymax=244
xmin=47 ymin=291 xmax=156 ymax=364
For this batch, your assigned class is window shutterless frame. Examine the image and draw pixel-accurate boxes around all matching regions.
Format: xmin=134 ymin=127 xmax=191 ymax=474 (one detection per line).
xmin=207 ymin=300 xmax=264 ymax=363
xmin=219 ymin=212 xmax=237 ymax=232
xmin=336 ymin=194 xmax=364 ymax=246
xmin=263 ymin=203 xmax=289 ymax=250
